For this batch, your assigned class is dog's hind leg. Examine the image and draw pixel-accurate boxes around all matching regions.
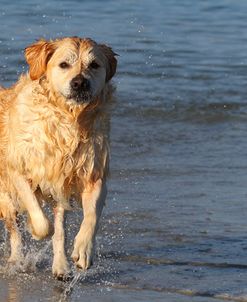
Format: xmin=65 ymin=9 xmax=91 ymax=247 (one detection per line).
xmin=5 ymin=212 xmax=22 ymax=264
xmin=0 ymin=194 xmax=22 ymax=263
xmin=52 ymin=205 xmax=69 ymax=279
xmin=71 ymin=179 xmax=106 ymax=270
xmin=12 ymin=172 xmax=51 ymax=240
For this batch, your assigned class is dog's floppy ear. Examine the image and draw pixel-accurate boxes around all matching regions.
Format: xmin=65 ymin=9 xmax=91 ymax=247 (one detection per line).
xmin=25 ymin=39 xmax=56 ymax=80
xmin=99 ymin=44 xmax=118 ymax=82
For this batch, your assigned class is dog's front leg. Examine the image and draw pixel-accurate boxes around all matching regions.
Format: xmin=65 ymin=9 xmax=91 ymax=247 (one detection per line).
xmin=52 ymin=205 xmax=69 ymax=279
xmin=12 ymin=172 xmax=51 ymax=240
xmin=71 ymin=179 xmax=106 ymax=269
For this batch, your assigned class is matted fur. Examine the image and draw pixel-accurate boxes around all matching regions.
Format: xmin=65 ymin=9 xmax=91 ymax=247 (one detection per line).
xmin=0 ymin=37 xmax=117 ymax=277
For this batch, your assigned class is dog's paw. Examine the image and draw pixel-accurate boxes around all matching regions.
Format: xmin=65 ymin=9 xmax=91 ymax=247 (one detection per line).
xmin=52 ymin=257 xmax=70 ymax=281
xmin=71 ymin=234 xmax=94 ymax=270
xmin=28 ymin=213 xmax=53 ymax=240
xmin=7 ymin=253 xmax=24 ymax=265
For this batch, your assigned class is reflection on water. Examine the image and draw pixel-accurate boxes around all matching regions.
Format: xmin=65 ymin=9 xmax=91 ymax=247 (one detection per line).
xmin=1 ymin=0 xmax=247 ymax=301
xmin=7 ymin=281 xmax=19 ymax=302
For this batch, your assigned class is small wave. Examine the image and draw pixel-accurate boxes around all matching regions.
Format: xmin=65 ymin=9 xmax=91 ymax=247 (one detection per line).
xmin=110 ymin=283 xmax=247 ymax=302
xmin=104 ymin=251 xmax=247 ymax=270
xmin=120 ymin=101 xmax=247 ymax=124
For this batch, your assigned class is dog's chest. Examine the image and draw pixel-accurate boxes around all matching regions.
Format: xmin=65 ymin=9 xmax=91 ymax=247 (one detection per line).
xmin=9 ymin=100 xmax=81 ymax=185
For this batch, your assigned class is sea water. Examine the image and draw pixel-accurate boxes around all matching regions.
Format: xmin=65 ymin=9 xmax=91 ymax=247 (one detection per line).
xmin=1 ymin=0 xmax=247 ymax=301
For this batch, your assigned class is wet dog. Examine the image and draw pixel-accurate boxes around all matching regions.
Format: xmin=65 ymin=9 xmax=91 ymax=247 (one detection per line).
xmin=0 ymin=37 xmax=117 ymax=279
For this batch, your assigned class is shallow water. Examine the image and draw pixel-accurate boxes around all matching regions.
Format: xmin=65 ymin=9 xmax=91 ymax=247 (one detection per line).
xmin=1 ymin=0 xmax=247 ymax=301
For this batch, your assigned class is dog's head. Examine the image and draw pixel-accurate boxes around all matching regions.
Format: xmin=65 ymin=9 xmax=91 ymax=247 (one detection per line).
xmin=25 ymin=37 xmax=117 ymax=103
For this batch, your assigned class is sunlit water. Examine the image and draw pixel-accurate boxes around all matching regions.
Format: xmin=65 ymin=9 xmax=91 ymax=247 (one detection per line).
xmin=1 ymin=0 xmax=247 ymax=301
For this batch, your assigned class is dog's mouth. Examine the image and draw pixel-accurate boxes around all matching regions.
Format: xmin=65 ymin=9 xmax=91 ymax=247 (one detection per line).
xmin=68 ymin=91 xmax=93 ymax=104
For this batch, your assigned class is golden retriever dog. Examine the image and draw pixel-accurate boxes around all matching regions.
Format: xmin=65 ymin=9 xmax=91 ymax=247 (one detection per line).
xmin=0 ymin=37 xmax=117 ymax=279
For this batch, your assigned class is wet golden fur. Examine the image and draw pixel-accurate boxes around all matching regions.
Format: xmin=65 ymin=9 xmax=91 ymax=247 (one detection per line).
xmin=0 ymin=37 xmax=117 ymax=276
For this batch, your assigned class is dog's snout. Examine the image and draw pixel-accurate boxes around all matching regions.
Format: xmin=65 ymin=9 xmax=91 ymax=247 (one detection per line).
xmin=71 ymin=75 xmax=90 ymax=92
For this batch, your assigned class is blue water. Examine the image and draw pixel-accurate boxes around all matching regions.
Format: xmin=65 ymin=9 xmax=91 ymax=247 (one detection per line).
xmin=1 ymin=0 xmax=247 ymax=301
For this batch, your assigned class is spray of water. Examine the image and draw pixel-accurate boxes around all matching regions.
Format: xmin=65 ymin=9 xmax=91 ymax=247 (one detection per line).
xmin=59 ymin=271 xmax=87 ymax=301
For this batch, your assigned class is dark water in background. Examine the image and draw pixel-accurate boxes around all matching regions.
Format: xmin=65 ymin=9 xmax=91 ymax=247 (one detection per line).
xmin=1 ymin=0 xmax=247 ymax=301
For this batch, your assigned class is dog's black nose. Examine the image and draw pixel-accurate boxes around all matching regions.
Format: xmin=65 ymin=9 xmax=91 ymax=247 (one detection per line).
xmin=71 ymin=75 xmax=90 ymax=91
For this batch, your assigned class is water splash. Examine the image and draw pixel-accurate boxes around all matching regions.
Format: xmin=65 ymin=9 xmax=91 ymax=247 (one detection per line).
xmin=59 ymin=271 xmax=87 ymax=301
xmin=1 ymin=240 xmax=52 ymax=276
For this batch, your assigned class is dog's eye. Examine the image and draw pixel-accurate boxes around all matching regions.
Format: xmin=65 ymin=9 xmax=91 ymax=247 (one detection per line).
xmin=89 ymin=61 xmax=100 ymax=69
xmin=59 ymin=62 xmax=70 ymax=69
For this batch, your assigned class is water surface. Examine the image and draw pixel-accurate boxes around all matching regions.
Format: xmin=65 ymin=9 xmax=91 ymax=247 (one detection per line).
xmin=1 ymin=0 xmax=247 ymax=301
